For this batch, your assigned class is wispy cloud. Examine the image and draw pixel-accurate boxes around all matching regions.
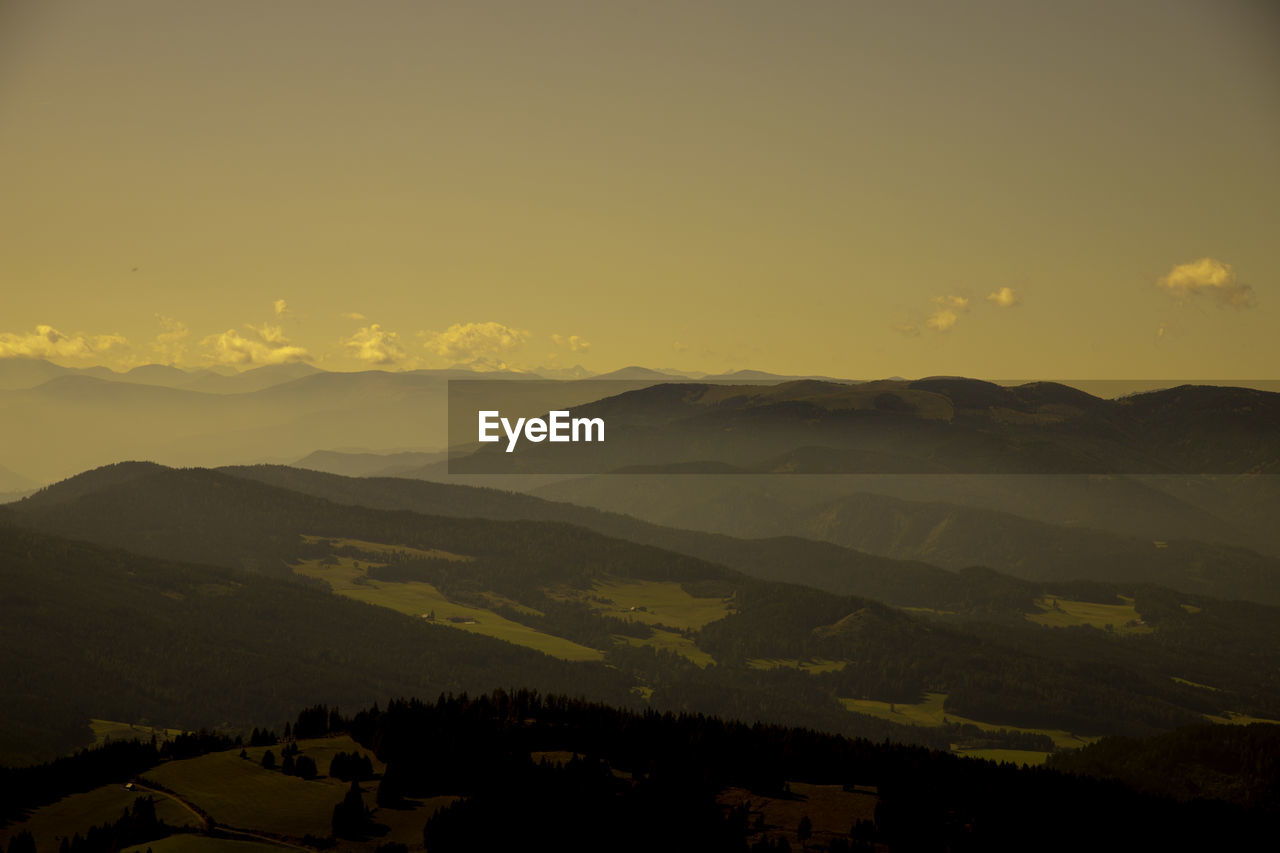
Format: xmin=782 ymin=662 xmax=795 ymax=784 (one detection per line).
xmin=152 ymin=315 xmax=190 ymax=365
xmin=551 ymin=333 xmax=591 ymax=353
xmin=1157 ymin=258 xmax=1254 ymax=307
xmin=273 ymin=299 xmax=291 ymax=318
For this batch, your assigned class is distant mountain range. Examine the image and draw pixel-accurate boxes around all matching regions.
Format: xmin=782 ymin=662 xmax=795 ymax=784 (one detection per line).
xmin=450 ymin=378 xmax=1280 ymax=476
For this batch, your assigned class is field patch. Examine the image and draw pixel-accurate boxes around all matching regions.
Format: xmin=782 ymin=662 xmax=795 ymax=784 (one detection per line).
xmin=719 ymin=781 xmax=878 ymax=849
xmin=124 ymin=839 xmax=281 ymax=853
xmin=567 ymin=578 xmax=732 ymax=631
xmin=301 ymin=534 xmax=472 ymax=562
xmin=1026 ymin=596 xmax=1153 ymax=635
xmin=1202 ymin=711 xmax=1280 ymax=726
xmin=91 ymin=718 xmax=187 ymax=748
xmin=294 ymin=556 xmax=603 ymax=661
xmin=838 ymin=692 xmax=1095 ymax=751
xmin=953 ymin=747 xmax=1051 ymax=766
xmin=1 ymin=784 xmax=195 ymax=851
xmin=619 ymin=627 xmax=715 ymax=667
xmin=748 ymin=658 xmax=847 ymax=674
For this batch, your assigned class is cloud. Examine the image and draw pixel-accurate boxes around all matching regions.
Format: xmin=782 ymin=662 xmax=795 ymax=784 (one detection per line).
xmin=342 ymin=323 xmax=407 ymax=365
xmin=152 ymin=315 xmax=190 ymax=365
xmin=986 ymin=286 xmax=1020 ymax=307
xmin=0 ymin=324 xmax=130 ymax=361
xmin=673 ymin=341 xmax=690 ymax=353
xmin=202 ymin=323 xmax=310 ymax=366
xmin=341 ymin=312 xmax=367 ymax=321
xmin=925 ymin=309 xmax=959 ymax=332
xmin=273 ymin=299 xmax=291 ymax=318
xmin=551 ymin=333 xmax=592 ymax=353
xmin=892 ymin=323 xmax=921 ymax=337
xmin=422 ymin=321 xmax=530 ymax=363
xmin=924 ymin=294 xmax=969 ymax=333
xmin=1156 ymin=258 xmax=1254 ymax=307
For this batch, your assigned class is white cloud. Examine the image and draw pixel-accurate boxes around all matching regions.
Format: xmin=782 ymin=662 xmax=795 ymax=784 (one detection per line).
xmin=0 ymin=324 xmax=130 ymax=361
xmin=342 ymin=323 xmax=407 ymax=365
xmin=551 ymin=333 xmax=592 ymax=352
xmin=202 ymin=324 xmax=310 ymax=366
xmin=1156 ymin=258 xmax=1254 ymax=307
xmin=986 ymin=286 xmax=1020 ymax=307
xmin=152 ymin=315 xmax=190 ymax=365
xmin=423 ymin=321 xmax=530 ymax=363
xmin=273 ymin=299 xmax=291 ymax=318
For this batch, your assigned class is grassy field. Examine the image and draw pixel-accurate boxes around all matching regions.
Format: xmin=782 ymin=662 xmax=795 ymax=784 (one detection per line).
xmin=953 ymin=748 xmax=1053 ymax=766
xmin=838 ymin=692 xmax=1095 ymax=755
xmin=1203 ymin=710 xmax=1280 ymax=726
xmin=1026 ymin=596 xmax=1153 ymax=636
xmin=8 ymin=737 xmax=452 ymax=851
xmin=294 ymin=556 xmax=604 ymax=662
xmin=619 ymin=627 xmax=715 ymax=667
xmin=718 ymin=781 xmax=878 ymax=849
xmin=747 ymin=658 xmax=848 ymax=674
xmin=143 ymin=738 xmax=367 ymax=838
xmin=124 ymin=838 xmax=281 ymax=853
xmin=569 ymin=578 xmax=733 ymax=631
xmin=1 ymin=784 xmax=195 ymax=850
xmin=92 ymin=718 xmax=188 ymax=748
xmin=301 ymin=534 xmax=472 ymax=562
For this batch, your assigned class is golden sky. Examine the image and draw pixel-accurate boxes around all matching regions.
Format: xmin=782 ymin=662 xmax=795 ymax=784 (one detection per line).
xmin=1 ymin=0 xmax=1277 ymax=378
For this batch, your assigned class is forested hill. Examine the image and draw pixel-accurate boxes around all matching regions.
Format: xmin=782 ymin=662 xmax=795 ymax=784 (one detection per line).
xmin=0 ymin=521 xmax=635 ymax=764
xmin=8 ymin=463 xmax=1280 ymax=756
xmin=221 ymin=464 xmax=1280 ymax=606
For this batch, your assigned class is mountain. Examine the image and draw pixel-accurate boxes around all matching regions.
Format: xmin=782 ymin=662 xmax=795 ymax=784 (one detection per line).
xmin=293 ymin=449 xmax=449 ymax=477
xmin=11 ymin=463 xmax=1280 ymax=750
xmin=449 ymin=379 xmax=1280 ymax=476
xmin=224 ymin=464 xmax=1280 ymax=606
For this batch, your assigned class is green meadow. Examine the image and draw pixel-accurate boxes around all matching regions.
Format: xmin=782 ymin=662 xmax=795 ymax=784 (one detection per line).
xmin=839 ymin=692 xmax=1097 ymax=759
xmin=91 ymin=718 xmax=187 ymax=748
xmin=3 ymin=783 xmax=196 ymax=850
xmin=293 ymin=556 xmax=603 ymax=662
xmin=1026 ymin=595 xmax=1153 ymax=635
xmin=573 ymin=578 xmax=732 ymax=630
xmin=619 ymin=626 xmax=715 ymax=667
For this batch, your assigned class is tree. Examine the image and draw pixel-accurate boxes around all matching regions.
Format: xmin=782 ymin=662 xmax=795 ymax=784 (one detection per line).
xmin=295 ymin=754 xmax=318 ymax=778
xmin=6 ymin=831 xmax=36 ymax=853
xmin=332 ymin=779 xmax=368 ymax=839
xmin=797 ymin=815 xmax=812 ymax=848
xmin=261 ymin=749 xmax=276 ymax=770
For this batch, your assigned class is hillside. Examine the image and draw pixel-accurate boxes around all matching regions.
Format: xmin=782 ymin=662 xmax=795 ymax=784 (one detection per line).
xmin=9 ymin=464 xmax=1280 ymax=757
xmin=6 ymin=693 xmax=1274 ymax=852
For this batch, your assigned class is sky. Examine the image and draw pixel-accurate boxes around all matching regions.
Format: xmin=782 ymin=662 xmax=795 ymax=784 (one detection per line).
xmin=1 ymin=0 xmax=1277 ymax=379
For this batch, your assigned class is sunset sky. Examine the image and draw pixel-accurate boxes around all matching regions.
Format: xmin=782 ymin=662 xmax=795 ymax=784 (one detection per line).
xmin=2 ymin=0 xmax=1277 ymax=378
